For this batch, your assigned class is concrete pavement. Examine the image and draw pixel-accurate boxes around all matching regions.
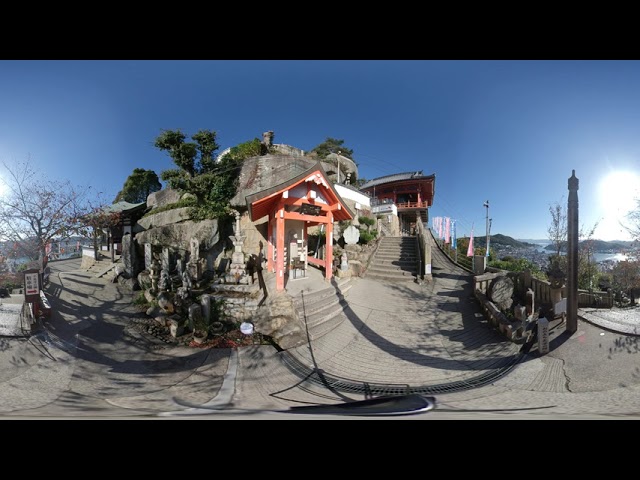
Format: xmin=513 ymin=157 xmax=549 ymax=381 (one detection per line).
xmin=3 ymin=239 xmax=640 ymax=418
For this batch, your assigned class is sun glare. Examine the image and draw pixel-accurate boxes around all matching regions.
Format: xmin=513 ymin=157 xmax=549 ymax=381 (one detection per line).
xmin=597 ymin=170 xmax=640 ymax=241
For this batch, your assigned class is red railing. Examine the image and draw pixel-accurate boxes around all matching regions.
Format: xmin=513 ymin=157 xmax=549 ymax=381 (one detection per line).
xmin=396 ymin=201 xmax=428 ymax=209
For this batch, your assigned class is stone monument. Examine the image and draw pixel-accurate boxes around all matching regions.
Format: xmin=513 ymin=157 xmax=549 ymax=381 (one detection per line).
xmin=187 ymin=237 xmax=203 ymax=281
xmin=226 ymin=211 xmax=248 ymax=284
xmin=144 ymin=244 xmax=153 ymax=270
xmin=149 ymin=256 xmax=161 ymax=295
xmin=343 ymin=225 xmax=360 ymax=245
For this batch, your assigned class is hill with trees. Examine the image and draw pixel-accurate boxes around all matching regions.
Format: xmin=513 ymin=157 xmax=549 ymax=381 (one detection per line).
xmin=473 ymin=234 xmax=536 ymax=248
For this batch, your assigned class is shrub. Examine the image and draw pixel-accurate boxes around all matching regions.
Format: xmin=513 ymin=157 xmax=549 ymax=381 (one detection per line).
xmin=359 ymin=230 xmax=377 ymax=245
xmin=358 ymin=216 xmax=376 ymax=227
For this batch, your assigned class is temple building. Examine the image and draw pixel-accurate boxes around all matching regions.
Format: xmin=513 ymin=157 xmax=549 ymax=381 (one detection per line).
xmin=359 ymin=171 xmax=436 ymax=235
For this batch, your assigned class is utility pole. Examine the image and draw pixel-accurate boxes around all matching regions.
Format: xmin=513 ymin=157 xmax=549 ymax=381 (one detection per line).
xmin=484 ymin=200 xmax=490 ymax=257
xmin=337 ymin=150 xmax=341 ymax=184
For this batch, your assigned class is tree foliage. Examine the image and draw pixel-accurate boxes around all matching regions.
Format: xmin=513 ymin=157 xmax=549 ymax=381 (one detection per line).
xmin=611 ymin=259 xmax=640 ymax=304
xmin=308 ymin=137 xmax=354 ymax=160
xmin=114 ymin=168 xmax=162 ymax=204
xmin=77 ymin=197 xmax=122 ymax=259
xmin=490 ymin=257 xmax=544 ymax=278
xmin=0 ymin=159 xmax=87 ymax=263
xmin=156 ymin=130 xmax=251 ymax=221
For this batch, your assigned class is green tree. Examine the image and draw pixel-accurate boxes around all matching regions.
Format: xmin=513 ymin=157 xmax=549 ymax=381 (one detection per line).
xmin=155 ymin=130 xmax=253 ymax=221
xmin=156 ymin=129 xmax=219 ymax=188
xmin=308 ymin=137 xmax=354 ymax=160
xmin=113 ymin=168 xmax=162 ymax=204
xmin=490 ymin=257 xmax=544 ymax=278
xmin=78 ymin=200 xmax=122 ymax=261
xmin=611 ymin=259 xmax=640 ymax=304
xmin=355 ymin=177 xmax=368 ymax=188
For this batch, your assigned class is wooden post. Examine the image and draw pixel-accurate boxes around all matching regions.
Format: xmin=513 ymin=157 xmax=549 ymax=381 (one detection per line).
xmin=567 ymin=170 xmax=579 ymax=333
xmin=267 ymin=215 xmax=274 ymax=272
xmin=325 ymin=212 xmax=333 ymax=281
xmin=276 ymin=208 xmax=285 ymax=291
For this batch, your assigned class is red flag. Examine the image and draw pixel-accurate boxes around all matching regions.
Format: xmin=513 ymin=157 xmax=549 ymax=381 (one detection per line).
xmin=445 ymin=217 xmax=451 ymax=244
xmin=467 ymin=225 xmax=474 ymax=257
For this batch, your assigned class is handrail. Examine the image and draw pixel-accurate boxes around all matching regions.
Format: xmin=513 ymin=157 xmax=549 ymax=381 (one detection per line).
xmin=396 ymin=201 xmax=428 ymax=209
xmin=416 ymin=234 xmax=423 ymax=281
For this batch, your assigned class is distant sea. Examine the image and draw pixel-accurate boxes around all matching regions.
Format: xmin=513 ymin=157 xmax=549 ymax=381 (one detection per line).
xmin=521 ymin=240 xmax=629 ymax=263
xmin=4 ymin=250 xmax=82 ymax=268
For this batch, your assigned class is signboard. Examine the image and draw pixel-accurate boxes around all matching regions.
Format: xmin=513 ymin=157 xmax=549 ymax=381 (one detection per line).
xmin=373 ymin=204 xmax=395 ymax=214
xmin=538 ymin=317 xmax=550 ymax=354
xmin=300 ymin=204 xmax=322 ymax=216
xmin=24 ymin=272 xmax=39 ymax=296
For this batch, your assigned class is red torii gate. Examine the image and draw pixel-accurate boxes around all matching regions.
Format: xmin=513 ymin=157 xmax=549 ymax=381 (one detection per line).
xmin=246 ymin=163 xmax=354 ymax=292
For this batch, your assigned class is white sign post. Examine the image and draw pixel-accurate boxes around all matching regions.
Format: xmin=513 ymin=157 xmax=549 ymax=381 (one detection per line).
xmin=538 ymin=317 xmax=550 ymax=354
xmin=24 ymin=272 xmax=39 ymax=296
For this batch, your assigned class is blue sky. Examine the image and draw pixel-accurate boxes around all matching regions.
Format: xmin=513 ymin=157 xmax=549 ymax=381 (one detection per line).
xmin=1 ymin=60 xmax=640 ymax=242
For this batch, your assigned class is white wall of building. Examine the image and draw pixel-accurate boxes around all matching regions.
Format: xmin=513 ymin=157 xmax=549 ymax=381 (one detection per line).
xmin=335 ymin=184 xmax=371 ymax=208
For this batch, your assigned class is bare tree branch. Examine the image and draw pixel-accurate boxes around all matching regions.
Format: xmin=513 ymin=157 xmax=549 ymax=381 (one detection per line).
xmin=0 ymin=158 xmax=88 ymax=263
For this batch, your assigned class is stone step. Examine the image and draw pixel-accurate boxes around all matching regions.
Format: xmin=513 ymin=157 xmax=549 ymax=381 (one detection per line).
xmin=294 ymin=284 xmax=352 ymax=317
xmin=379 ymin=238 xmax=416 ymax=241
xmin=375 ymin=250 xmax=418 ymax=256
xmin=376 ymin=245 xmax=418 ymax=251
xmin=302 ymin=300 xmax=349 ymax=330
xmin=371 ymin=257 xmax=417 ymax=265
xmin=292 ymin=280 xmax=352 ymax=309
xmin=366 ymin=270 xmax=416 ymax=282
xmin=94 ymin=262 xmax=118 ymax=278
xmin=308 ymin=311 xmax=349 ymax=341
xmin=368 ymin=263 xmax=416 ymax=274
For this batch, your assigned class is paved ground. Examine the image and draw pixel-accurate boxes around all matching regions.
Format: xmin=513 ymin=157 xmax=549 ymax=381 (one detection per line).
xmin=3 ymin=239 xmax=640 ymax=419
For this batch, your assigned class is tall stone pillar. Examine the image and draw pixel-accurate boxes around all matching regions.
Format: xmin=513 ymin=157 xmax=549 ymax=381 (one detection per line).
xmin=144 ymin=243 xmax=152 ymax=270
xmin=567 ymin=170 xmax=579 ymax=333
xmin=122 ymin=234 xmax=137 ymax=278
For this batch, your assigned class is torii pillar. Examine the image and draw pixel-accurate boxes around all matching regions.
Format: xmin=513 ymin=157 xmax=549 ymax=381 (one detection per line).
xmin=566 ymin=170 xmax=579 ymax=333
xmin=326 ymin=210 xmax=334 ymax=281
xmin=275 ymin=205 xmax=285 ymax=291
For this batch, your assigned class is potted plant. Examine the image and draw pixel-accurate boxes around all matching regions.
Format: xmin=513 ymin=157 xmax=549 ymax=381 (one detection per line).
xmin=192 ymin=315 xmax=208 ymax=344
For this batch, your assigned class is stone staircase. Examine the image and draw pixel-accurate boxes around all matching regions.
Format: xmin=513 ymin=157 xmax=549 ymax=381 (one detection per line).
xmin=365 ymin=236 xmax=418 ymax=282
xmin=378 ymin=220 xmax=393 ymax=238
xmin=83 ymin=253 xmax=120 ymax=278
xmin=291 ymin=277 xmax=353 ymax=342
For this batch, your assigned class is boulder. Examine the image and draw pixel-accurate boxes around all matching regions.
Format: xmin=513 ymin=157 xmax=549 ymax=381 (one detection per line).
xmin=147 ymin=188 xmax=181 ymax=210
xmin=253 ymin=292 xmax=305 ymax=350
xmin=488 ymin=275 xmax=514 ymax=311
xmin=135 ymin=219 xmax=220 ymax=252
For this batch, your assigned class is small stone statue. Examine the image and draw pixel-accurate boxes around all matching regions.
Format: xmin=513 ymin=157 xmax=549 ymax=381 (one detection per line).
xmin=182 ymin=267 xmax=193 ymax=292
xmin=176 ymin=254 xmax=185 ymax=278
xmin=260 ymin=130 xmax=274 ymax=155
xmin=149 ymin=257 xmax=161 ymax=293
xmin=160 ymin=266 xmax=171 ymax=291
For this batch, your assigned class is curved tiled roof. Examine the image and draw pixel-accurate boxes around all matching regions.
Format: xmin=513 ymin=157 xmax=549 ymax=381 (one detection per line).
xmin=360 ymin=171 xmax=434 ymax=189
